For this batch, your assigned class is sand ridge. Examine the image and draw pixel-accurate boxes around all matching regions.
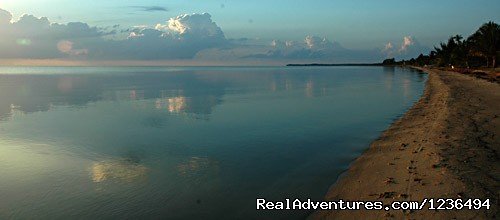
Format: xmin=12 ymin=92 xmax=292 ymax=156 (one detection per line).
xmin=311 ymin=68 xmax=499 ymax=219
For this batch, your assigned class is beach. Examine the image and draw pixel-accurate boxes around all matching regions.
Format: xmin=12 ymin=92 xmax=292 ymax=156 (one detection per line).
xmin=311 ymin=68 xmax=499 ymax=219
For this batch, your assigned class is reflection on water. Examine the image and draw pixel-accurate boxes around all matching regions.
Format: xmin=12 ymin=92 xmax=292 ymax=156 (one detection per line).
xmin=177 ymin=156 xmax=220 ymax=176
xmin=0 ymin=70 xmax=227 ymax=120
xmin=91 ymin=159 xmax=148 ymax=183
xmin=0 ymin=66 xmax=426 ymax=219
xmin=305 ymin=79 xmax=314 ymax=97
xmin=0 ymin=66 xmax=353 ymax=120
xmin=167 ymin=96 xmax=187 ymax=113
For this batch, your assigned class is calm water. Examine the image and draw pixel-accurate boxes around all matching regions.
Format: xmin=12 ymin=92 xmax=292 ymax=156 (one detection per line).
xmin=0 ymin=66 xmax=426 ymax=219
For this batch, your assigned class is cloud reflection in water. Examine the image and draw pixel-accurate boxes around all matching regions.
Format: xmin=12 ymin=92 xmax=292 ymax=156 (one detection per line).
xmin=177 ymin=156 xmax=219 ymax=176
xmin=168 ymin=97 xmax=187 ymax=113
xmin=91 ymin=159 xmax=148 ymax=183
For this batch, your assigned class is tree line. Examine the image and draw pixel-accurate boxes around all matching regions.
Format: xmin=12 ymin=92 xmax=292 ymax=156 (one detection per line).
xmin=383 ymin=21 xmax=499 ymax=69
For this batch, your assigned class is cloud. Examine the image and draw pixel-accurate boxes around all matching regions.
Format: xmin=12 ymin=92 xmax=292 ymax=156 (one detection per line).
xmin=86 ymin=13 xmax=228 ymax=60
xmin=244 ymin=36 xmax=377 ymax=62
xmin=399 ymin=36 xmax=414 ymax=52
xmin=0 ymin=9 xmax=227 ymax=60
xmin=0 ymin=10 xmax=106 ymax=59
xmin=0 ymin=8 xmax=430 ymax=64
xmin=0 ymin=8 xmax=12 ymax=25
xmin=268 ymin=39 xmax=294 ymax=52
xmin=271 ymin=40 xmax=286 ymax=49
xmin=97 ymin=13 xmax=228 ymax=60
xmin=381 ymin=36 xmax=429 ymax=60
xmin=383 ymin=42 xmax=393 ymax=51
xmin=156 ymin=13 xmax=225 ymax=39
xmin=382 ymin=42 xmax=394 ymax=57
xmin=57 ymin=40 xmax=88 ymax=56
xmin=304 ymin=35 xmax=335 ymax=49
xmin=129 ymin=6 xmax=168 ymax=12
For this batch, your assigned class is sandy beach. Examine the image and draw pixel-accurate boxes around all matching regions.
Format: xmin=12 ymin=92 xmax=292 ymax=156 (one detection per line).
xmin=311 ymin=68 xmax=499 ymax=219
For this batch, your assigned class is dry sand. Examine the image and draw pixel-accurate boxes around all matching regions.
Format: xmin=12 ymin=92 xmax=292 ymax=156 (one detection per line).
xmin=311 ymin=68 xmax=499 ymax=219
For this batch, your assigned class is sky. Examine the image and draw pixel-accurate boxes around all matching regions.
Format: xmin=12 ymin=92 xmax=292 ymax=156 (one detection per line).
xmin=0 ymin=0 xmax=499 ymax=65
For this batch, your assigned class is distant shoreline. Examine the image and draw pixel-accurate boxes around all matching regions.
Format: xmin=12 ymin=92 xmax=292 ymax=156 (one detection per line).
xmin=286 ymin=63 xmax=383 ymax=67
xmin=311 ymin=68 xmax=499 ymax=219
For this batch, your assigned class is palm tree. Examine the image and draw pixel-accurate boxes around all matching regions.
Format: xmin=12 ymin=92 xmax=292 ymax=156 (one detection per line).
xmin=433 ymin=35 xmax=467 ymax=67
xmin=450 ymin=35 xmax=467 ymax=67
xmin=433 ymin=42 xmax=449 ymax=66
xmin=468 ymin=21 xmax=500 ymax=68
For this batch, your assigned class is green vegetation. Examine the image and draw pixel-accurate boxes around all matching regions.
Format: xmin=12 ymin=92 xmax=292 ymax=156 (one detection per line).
xmin=387 ymin=21 xmax=499 ymax=69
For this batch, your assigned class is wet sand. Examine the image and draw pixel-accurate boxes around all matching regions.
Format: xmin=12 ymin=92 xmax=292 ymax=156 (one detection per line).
xmin=311 ymin=68 xmax=499 ymax=219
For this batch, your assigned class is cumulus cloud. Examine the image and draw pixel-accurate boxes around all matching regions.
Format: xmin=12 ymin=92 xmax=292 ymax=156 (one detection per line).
xmin=399 ymin=36 xmax=414 ymax=52
xmin=304 ymin=36 xmax=335 ymax=49
xmin=156 ymin=13 xmax=225 ymax=41
xmin=271 ymin=40 xmax=285 ymax=49
xmin=0 ymin=8 xmax=430 ymax=63
xmin=57 ymin=40 xmax=89 ymax=56
xmin=383 ymin=42 xmax=393 ymax=51
xmin=244 ymin=35 xmax=369 ymax=62
xmin=98 ymin=13 xmax=227 ymax=60
xmin=125 ymin=13 xmax=226 ymax=59
xmin=0 ymin=8 xmax=227 ymax=60
xmin=270 ymin=40 xmax=295 ymax=49
xmin=0 ymin=8 xmax=12 ymax=25
xmin=381 ymin=42 xmax=394 ymax=57
xmin=0 ymin=10 xmax=105 ymax=59
xmin=381 ymin=36 xmax=429 ymax=60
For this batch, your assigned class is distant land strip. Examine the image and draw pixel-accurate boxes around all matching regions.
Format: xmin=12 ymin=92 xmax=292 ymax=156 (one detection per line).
xmin=286 ymin=63 xmax=383 ymax=66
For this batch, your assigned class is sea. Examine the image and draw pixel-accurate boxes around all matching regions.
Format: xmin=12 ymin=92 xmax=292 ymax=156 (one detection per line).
xmin=0 ymin=66 xmax=426 ymax=219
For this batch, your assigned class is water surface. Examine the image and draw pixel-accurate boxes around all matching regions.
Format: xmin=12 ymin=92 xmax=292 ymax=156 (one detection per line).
xmin=0 ymin=66 xmax=426 ymax=219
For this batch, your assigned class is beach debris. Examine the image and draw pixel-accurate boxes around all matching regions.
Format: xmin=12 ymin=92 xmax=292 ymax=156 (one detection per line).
xmin=414 ymin=178 xmax=422 ymax=182
xmin=378 ymin=191 xmax=396 ymax=199
xmin=384 ymin=213 xmax=394 ymax=218
xmin=404 ymin=209 xmax=413 ymax=214
xmin=384 ymin=177 xmax=396 ymax=184
xmin=398 ymin=193 xmax=409 ymax=199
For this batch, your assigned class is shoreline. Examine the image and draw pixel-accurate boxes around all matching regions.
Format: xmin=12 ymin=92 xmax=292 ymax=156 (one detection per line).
xmin=286 ymin=63 xmax=382 ymax=66
xmin=311 ymin=68 xmax=499 ymax=219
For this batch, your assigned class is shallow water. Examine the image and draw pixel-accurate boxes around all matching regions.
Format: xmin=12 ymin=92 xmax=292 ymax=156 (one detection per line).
xmin=0 ymin=66 xmax=426 ymax=219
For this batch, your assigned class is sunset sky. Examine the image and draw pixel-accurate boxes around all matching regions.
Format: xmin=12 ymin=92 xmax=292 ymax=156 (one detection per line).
xmin=1 ymin=0 xmax=499 ymax=65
